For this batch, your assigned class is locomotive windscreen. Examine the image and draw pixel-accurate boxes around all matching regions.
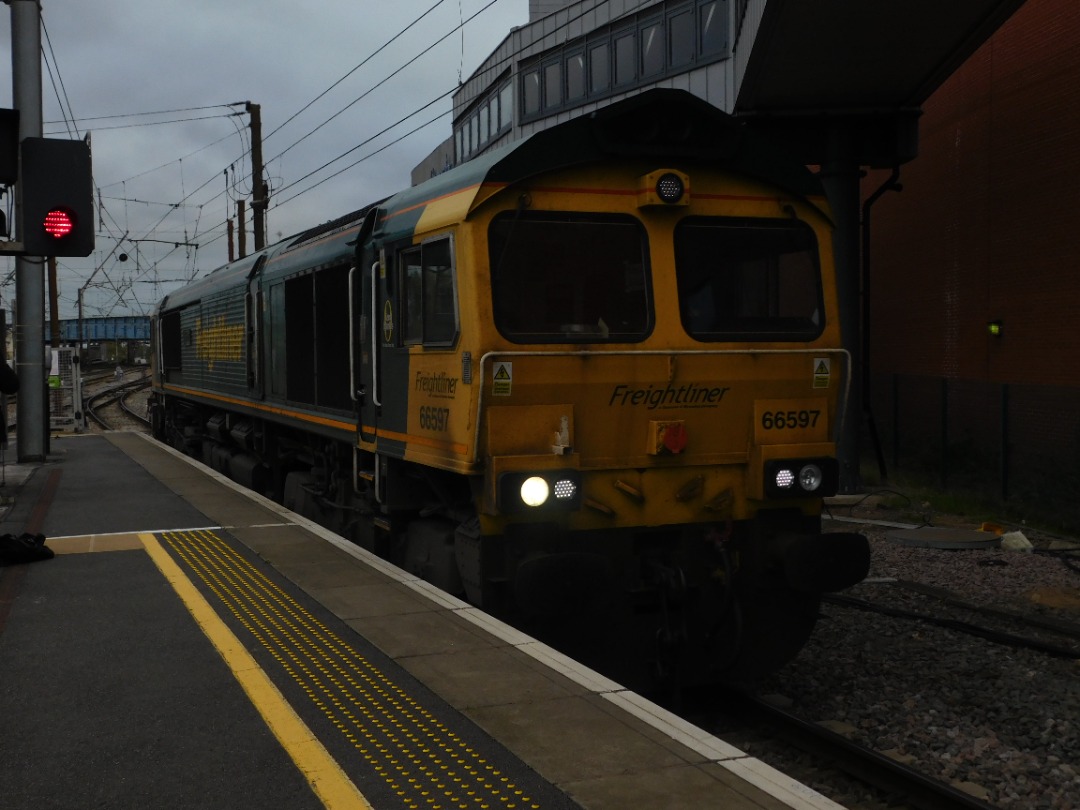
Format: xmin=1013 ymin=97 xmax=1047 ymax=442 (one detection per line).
xmin=675 ymin=217 xmax=824 ymax=341
xmin=489 ymin=211 xmax=652 ymax=343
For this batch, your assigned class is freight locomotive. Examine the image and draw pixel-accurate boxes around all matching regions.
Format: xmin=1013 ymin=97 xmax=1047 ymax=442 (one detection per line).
xmin=149 ymin=90 xmax=869 ymax=686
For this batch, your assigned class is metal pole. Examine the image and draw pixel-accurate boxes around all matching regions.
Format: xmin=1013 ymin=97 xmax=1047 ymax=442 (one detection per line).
xmin=238 ymin=199 xmax=246 ymax=259
xmin=12 ymin=0 xmax=47 ymax=461
xmin=820 ymin=127 xmax=863 ymax=494
xmin=247 ymin=102 xmax=266 ymax=250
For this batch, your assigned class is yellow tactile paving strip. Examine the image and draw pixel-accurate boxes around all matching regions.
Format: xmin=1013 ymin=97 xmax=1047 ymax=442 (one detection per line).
xmin=141 ymin=532 xmax=369 ymax=810
xmin=159 ymin=528 xmax=542 ymax=810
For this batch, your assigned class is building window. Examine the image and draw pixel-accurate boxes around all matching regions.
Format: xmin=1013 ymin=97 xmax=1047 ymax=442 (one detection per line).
xmin=700 ymin=0 xmax=727 ymax=54
xmin=544 ymin=60 xmax=562 ymax=108
xmin=499 ymin=82 xmax=513 ymax=130
xmin=669 ymin=7 xmax=694 ymax=67
xmin=519 ymin=0 xmax=731 ymax=123
xmin=566 ymin=51 xmax=585 ymax=101
xmin=589 ymin=42 xmax=610 ymax=94
xmin=614 ymin=30 xmax=636 ymax=86
xmin=523 ymin=68 xmax=540 ymax=116
xmin=640 ymin=19 xmax=664 ymax=77
xmin=480 ymin=102 xmax=490 ymax=144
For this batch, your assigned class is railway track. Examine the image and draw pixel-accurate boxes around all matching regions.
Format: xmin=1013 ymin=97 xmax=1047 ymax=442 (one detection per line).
xmin=692 ymin=522 xmax=1080 ymax=810
xmin=84 ymin=371 xmax=152 ymax=431
xmin=708 ymin=691 xmax=1000 ymax=810
xmin=822 ymin=587 xmax=1080 ymax=660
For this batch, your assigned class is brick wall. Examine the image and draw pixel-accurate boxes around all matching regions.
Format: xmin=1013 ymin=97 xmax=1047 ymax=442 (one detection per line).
xmin=869 ymin=0 xmax=1080 ymax=388
xmin=865 ymin=0 xmax=1080 ymax=516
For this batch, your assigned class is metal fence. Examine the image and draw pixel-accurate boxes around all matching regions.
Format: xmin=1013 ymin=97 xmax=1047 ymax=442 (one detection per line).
xmin=866 ymin=374 xmax=1080 ymax=530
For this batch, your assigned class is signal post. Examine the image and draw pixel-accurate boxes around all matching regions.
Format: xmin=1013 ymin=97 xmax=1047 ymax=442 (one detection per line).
xmin=6 ymin=0 xmax=95 ymax=461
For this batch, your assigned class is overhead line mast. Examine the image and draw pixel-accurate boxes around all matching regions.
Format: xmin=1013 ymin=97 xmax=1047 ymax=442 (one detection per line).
xmin=246 ymin=102 xmax=266 ymax=251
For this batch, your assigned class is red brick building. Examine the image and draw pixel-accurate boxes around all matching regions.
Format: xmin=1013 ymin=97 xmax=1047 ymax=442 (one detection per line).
xmin=865 ymin=0 xmax=1080 ymax=522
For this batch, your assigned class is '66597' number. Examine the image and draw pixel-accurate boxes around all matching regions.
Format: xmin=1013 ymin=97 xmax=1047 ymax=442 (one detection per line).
xmin=419 ymin=406 xmax=450 ymax=432
xmin=761 ymin=409 xmax=820 ymax=430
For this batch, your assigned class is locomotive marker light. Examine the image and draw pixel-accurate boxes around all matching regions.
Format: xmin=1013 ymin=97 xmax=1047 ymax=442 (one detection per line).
xmin=655 ymin=172 xmax=685 ymax=203
xmin=637 ymin=169 xmax=689 ymax=208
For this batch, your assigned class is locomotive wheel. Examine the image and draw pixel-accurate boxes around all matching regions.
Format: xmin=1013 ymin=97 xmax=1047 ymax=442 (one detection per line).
xmin=707 ymin=580 xmax=820 ymax=685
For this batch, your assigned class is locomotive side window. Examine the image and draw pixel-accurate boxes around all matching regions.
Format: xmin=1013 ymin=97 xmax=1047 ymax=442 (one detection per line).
xmin=675 ymin=217 xmax=824 ymax=341
xmin=284 ymin=274 xmax=316 ymax=403
xmin=160 ymin=309 xmax=183 ymax=371
xmin=400 ymin=236 xmax=458 ymax=348
xmin=489 ymin=212 xmax=651 ymax=343
xmin=402 ymin=248 xmax=423 ymax=345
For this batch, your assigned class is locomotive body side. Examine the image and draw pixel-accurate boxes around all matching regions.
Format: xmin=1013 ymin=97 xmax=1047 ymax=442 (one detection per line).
xmin=150 ymin=90 xmax=868 ymax=686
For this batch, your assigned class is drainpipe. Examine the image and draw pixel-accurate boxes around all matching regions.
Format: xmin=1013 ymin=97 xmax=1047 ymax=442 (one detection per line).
xmin=861 ymin=167 xmax=902 ymax=482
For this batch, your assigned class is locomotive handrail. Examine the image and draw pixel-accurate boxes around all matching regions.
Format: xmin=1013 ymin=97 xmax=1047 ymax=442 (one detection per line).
xmin=370 ymin=261 xmax=381 ymax=408
xmin=348 ymin=264 xmax=358 ymax=403
xmin=472 ymin=347 xmax=853 ymax=464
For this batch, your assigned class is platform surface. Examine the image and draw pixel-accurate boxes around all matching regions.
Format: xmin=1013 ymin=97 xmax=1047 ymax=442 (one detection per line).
xmin=0 ymin=432 xmax=840 ymax=810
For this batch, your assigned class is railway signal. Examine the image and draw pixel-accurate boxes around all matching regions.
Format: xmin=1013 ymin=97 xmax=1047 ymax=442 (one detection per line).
xmin=19 ymin=136 xmax=95 ymax=257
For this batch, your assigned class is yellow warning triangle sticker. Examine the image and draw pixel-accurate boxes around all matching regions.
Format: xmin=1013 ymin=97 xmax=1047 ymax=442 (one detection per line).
xmin=494 ymin=366 xmax=511 ymax=380
xmin=815 ymin=361 xmax=829 ymax=375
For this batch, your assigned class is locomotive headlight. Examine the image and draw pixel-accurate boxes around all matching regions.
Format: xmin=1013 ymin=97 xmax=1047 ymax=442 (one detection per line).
xmin=799 ymin=464 xmax=823 ymax=492
xmin=764 ymin=458 xmax=839 ymax=499
xmin=520 ymin=476 xmax=550 ymax=507
xmin=498 ymin=470 xmax=582 ymax=514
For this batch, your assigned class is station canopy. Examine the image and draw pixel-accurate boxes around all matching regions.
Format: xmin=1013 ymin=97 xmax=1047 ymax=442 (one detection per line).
xmin=734 ymin=0 xmax=1029 ymax=167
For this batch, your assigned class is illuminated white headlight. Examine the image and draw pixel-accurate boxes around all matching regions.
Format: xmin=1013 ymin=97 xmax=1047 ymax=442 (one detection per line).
xmin=774 ymin=468 xmax=795 ymax=489
xmin=799 ymin=464 xmax=823 ymax=492
xmin=520 ymin=476 xmax=550 ymax=507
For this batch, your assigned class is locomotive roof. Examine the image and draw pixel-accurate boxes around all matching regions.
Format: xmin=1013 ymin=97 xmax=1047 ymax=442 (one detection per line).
xmin=373 ymin=88 xmax=829 ymax=242
xmin=156 ymin=90 xmax=827 ymax=314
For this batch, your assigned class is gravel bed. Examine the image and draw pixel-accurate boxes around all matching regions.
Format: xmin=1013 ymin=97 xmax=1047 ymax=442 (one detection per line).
xmin=747 ymin=517 xmax=1080 ymax=809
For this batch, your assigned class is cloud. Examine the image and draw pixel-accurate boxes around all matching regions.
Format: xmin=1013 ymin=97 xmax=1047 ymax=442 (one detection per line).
xmin=0 ymin=0 xmax=527 ymax=318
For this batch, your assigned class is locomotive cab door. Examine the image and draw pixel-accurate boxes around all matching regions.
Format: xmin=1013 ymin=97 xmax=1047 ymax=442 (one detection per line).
xmin=354 ymin=209 xmax=386 ymax=505
xmin=245 ymin=256 xmax=266 ymax=399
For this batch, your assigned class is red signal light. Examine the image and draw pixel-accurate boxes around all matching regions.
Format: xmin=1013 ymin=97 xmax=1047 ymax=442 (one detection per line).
xmin=43 ymin=207 xmax=75 ymax=239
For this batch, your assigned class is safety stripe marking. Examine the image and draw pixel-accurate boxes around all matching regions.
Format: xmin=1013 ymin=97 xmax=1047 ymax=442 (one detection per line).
xmin=160 ymin=528 xmax=541 ymax=810
xmin=140 ymin=533 xmax=370 ymax=810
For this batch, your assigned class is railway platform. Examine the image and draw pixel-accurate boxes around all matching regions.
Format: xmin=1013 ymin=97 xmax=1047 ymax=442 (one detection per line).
xmin=0 ymin=431 xmax=840 ymax=810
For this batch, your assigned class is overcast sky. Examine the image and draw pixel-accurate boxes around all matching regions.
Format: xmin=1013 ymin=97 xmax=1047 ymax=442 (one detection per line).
xmin=0 ymin=0 xmax=528 ymax=320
